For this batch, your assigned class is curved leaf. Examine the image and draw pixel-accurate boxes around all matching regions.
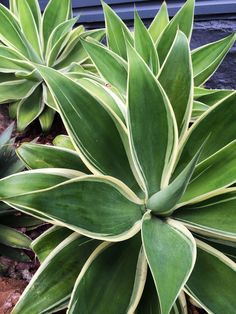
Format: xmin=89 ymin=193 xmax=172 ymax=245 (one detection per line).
xmin=0 ymin=224 xmax=31 ymax=249
xmin=68 ymin=236 xmax=147 ymax=314
xmin=142 ymin=214 xmax=196 ymax=314
xmin=12 ymin=233 xmax=99 ymax=314
xmin=174 ymin=92 xmax=236 ymax=177
xmin=39 ymin=106 xmax=55 ymax=132
xmin=147 ymin=143 xmax=203 ymax=215
xmin=16 ymin=0 xmax=42 ymax=58
xmin=134 ymin=10 xmax=159 ymax=75
xmin=192 ymin=33 xmax=236 ymax=86
xmin=17 ymin=84 xmax=44 ymax=131
xmin=42 ymin=0 xmax=71 ymax=48
xmin=0 ymin=4 xmax=40 ymax=61
xmin=31 ymin=226 xmax=72 ymax=262
xmin=158 ymin=31 xmax=193 ymax=136
xmin=102 ymin=0 xmax=133 ymax=60
xmin=37 ymin=66 xmax=138 ymax=191
xmin=156 ymin=0 xmax=194 ymax=65
xmin=17 ymin=143 xmax=89 ymax=173
xmin=0 ymin=79 xmax=38 ymax=104
xmin=2 ymin=175 xmax=143 ymax=241
xmin=127 ymin=43 xmax=177 ymax=196
xmin=180 ymin=140 xmax=236 ymax=203
xmin=174 ymin=189 xmax=236 ymax=241
xmin=53 ymin=134 xmax=75 ymax=150
xmin=186 ymin=239 xmax=236 ymax=313
xmin=148 ymin=2 xmax=169 ymax=44
xmin=81 ymin=39 xmax=128 ymax=96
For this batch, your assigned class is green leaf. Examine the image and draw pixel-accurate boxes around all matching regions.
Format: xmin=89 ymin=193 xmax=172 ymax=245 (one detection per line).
xmin=158 ymin=31 xmax=193 ymax=136
xmin=174 ymin=92 xmax=236 ymax=177
xmin=0 ymin=79 xmax=37 ymax=104
xmin=42 ymin=0 xmax=71 ymax=48
xmin=157 ymin=0 xmax=195 ymax=65
xmin=134 ymin=11 xmax=159 ymax=75
xmin=0 ymin=122 xmax=14 ymax=146
xmin=78 ymin=78 xmax=126 ymax=124
xmin=186 ymin=239 xmax=236 ymax=313
xmin=0 ymin=243 xmax=31 ymax=262
xmin=3 ymin=175 xmax=143 ymax=241
xmin=55 ymin=29 xmax=105 ymax=70
xmin=0 ymin=124 xmax=24 ymax=178
xmin=42 ymin=83 xmax=58 ymax=110
xmin=127 ymin=43 xmax=177 ymax=196
xmin=194 ymin=88 xmax=234 ymax=107
xmin=81 ymin=39 xmax=128 ymax=96
xmin=0 ymin=224 xmax=31 ymax=249
xmin=12 ymin=234 xmax=99 ymax=314
xmin=68 ymin=236 xmax=147 ymax=314
xmin=147 ymin=143 xmax=203 ymax=215
xmin=39 ymin=106 xmax=55 ymax=133
xmin=191 ymin=101 xmax=209 ymax=121
xmin=46 ymin=18 xmax=78 ymax=67
xmin=180 ymin=140 xmax=236 ymax=203
xmin=0 ymin=4 xmax=40 ymax=62
xmin=0 ymin=213 xmax=41 ymax=228
xmin=53 ymin=134 xmax=75 ymax=150
xmin=194 ymin=235 xmax=236 ymax=262
xmin=0 ymin=169 xmax=75 ymax=199
xmin=37 ymin=66 xmax=138 ymax=191
xmin=102 ymin=0 xmax=133 ymax=60
xmin=15 ymin=0 xmax=41 ymax=28
xmin=148 ymin=2 xmax=169 ymax=44
xmin=17 ymin=84 xmax=44 ymax=132
xmin=0 ymin=45 xmax=34 ymax=73
xmin=31 ymin=226 xmax=72 ymax=262
xmin=16 ymin=0 xmax=42 ymax=58
xmin=142 ymin=214 xmax=196 ymax=314
xmin=17 ymin=143 xmax=89 ymax=173
xmin=55 ymin=25 xmax=85 ymax=62
xmin=174 ymin=189 xmax=236 ymax=241
xmin=192 ymin=33 xmax=236 ymax=86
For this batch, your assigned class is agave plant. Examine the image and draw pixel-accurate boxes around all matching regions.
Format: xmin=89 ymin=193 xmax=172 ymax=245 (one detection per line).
xmin=0 ymin=0 xmax=104 ymax=132
xmin=0 ymin=123 xmax=41 ymax=262
xmin=78 ymin=0 xmax=235 ymax=121
xmin=0 ymin=4 xmax=235 ymax=311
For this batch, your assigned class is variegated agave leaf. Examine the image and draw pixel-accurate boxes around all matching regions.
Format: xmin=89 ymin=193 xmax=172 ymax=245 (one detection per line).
xmin=0 ymin=0 xmax=105 ymax=132
xmin=0 ymin=12 xmax=235 ymax=312
xmin=0 ymin=124 xmax=41 ymax=262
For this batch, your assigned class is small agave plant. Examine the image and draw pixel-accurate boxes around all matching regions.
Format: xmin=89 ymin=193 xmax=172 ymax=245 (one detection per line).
xmin=0 ymin=124 xmax=40 ymax=262
xmin=80 ymin=0 xmax=236 ymax=121
xmin=0 ymin=1 xmax=235 ymax=313
xmin=0 ymin=0 xmax=104 ymax=132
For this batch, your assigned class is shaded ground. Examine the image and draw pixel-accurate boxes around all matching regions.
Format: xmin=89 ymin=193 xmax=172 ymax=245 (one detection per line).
xmin=0 ymin=277 xmax=27 ymax=314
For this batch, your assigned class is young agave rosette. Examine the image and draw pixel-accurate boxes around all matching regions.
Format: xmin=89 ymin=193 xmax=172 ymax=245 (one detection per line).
xmin=0 ymin=0 xmax=104 ymax=131
xmin=82 ymin=0 xmax=235 ymax=122
xmin=0 ymin=22 xmax=235 ymax=313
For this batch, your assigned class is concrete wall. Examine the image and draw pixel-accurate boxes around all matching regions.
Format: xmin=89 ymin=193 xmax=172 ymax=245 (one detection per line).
xmin=191 ymin=15 xmax=236 ymax=89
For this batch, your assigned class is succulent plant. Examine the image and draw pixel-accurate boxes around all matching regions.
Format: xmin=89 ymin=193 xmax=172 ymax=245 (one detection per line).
xmin=0 ymin=123 xmax=41 ymax=262
xmin=0 ymin=1 xmax=235 ymax=313
xmin=80 ymin=0 xmax=235 ymax=121
xmin=0 ymin=0 xmax=104 ymax=132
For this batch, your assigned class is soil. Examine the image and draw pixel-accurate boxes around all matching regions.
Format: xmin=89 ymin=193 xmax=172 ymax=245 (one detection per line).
xmin=0 ymin=105 xmax=66 ymax=146
xmin=0 ymin=277 xmax=27 ymax=314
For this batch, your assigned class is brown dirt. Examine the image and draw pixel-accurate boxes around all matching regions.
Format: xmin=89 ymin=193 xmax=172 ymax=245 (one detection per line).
xmin=0 ymin=104 xmax=66 ymax=146
xmin=0 ymin=277 xmax=27 ymax=314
